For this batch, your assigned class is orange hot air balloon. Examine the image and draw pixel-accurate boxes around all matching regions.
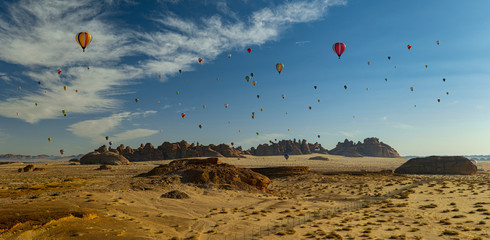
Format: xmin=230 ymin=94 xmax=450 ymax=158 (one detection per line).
xmin=317 ymin=99 xmax=320 ymax=103
xmin=48 ymin=138 xmax=52 ymax=142
xmin=260 ymin=108 xmax=263 ymax=112
xmin=198 ymin=58 xmax=203 ymax=63
xmin=76 ymin=32 xmax=92 ymax=52
xmin=202 ymin=105 xmax=206 ymax=109
xmin=366 ymin=88 xmax=368 ymax=91
xmin=181 ymin=113 xmax=186 ymax=118
xmin=367 ymin=61 xmax=370 ymax=65
xmin=446 ymin=92 xmax=449 ymax=95
xmin=247 ymin=48 xmax=252 ymax=53
xmin=425 ymin=65 xmax=428 ymax=68
xmin=63 ymin=86 xmax=67 ymax=91
xmin=252 ymin=81 xmax=256 ymax=86
xmin=407 ymin=45 xmax=412 ymax=50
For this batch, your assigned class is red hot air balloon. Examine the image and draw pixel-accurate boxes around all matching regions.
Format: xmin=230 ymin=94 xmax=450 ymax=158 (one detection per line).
xmin=198 ymin=58 xmax=203 ymax=63
xmin=437 ymin=99 xmax=440 ymax=102
xmin=309 ymin=106 xmax=312 ymax=110
xmin=181 ymin=113 xmax=186 ymax=118
xmin=407 ymin=45 xmax=412 ymax=50
xmin=247 ymin=48 xmax=252 ymax=53
xmin=57 ymin=69 xmax=62 ymax=75
xmin=332 ymin=42 xmax=346 ymax=59
xmin=231 ymin=142 xmax=234 ymax=146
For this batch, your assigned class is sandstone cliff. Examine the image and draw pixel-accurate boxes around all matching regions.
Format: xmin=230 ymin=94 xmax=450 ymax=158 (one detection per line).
xmin=329 ymin=138 xmax=400 ymax=158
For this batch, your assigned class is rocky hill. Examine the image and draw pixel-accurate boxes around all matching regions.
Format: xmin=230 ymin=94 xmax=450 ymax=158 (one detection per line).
xmin=329 ymin=137 xmax=400 ymax=158
xmin=395 ymin=156 xmax=477 ymax=175
xmin=248 ymin=139 xmax=328 ymax=156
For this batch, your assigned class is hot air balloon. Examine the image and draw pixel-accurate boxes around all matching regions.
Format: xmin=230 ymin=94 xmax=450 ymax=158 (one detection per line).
xmin=410 ymin=87 xmax=414 ymax=91
xmin=309 ymin=106 xmax=312 ymax=110
xmin=436 ymin=40 xmax=440 ymax=45
xmin=332 ymin=42 xmax=346 ymax=59
xmin=250 ymin=73 xmax=254 ymax=77
xmin=344 ymin=85 xmax=347 ymax=90
xmin=366 ymin=88 xmax=368 ymax=91
xmin=60 ymin=149 xmax=64 ymax=155
xmin=57 ymin=69 xmax=62 ymax=75
xmin=202 ymin=105 xmax=206 ymax=109
xmin=245 ymin=76 xmax=250 ymax=82
xmin=256 ymin=132 xmax=259 ymax=135
xmin=443 ymin=78 xmax=446 ymax=82
xmin=35 ymin=102 xmax=38 ymax=106
xmin=317 ymin=99 xmax=320 ymax=103
xmin=38 ymin=81 xmax=41 ymax=85
xmin=199 ymin=124 xmax=202 ymax=129
xmin=407 ymin=45 xmax=412 ymax=50
xmin=75 ymin=90 xmax=78 ymax=93
xmin=247 ymin=48 xmax=252 ymax=53
xmin=252 ymin=115 xmax=254 ymax=119
xmin=446 ymin=92 xmax=449 ymax=95
xmin=158 ymin=74 xmax=161 ymax=79
xmin=157 ymin=101 xmax=160 ymax=104
xmin=64 ymin=86 xmax=67 ymax=91
xmin=86 ymin=66 xmax=90 ymax=70
xmin=198 ymin=58 xmax=203 ymax=63
xmin=437 ymin=99 xmax=440 ymax=102
xmin=224 ymin=104 xmax=228 ymax=108
xmin=227 ymin=53 xmax=231 ymax=58
xmin=179 ymin=69 xmax=182 ymax=73
xmin=252 ymin=81 xmax=257 ymax=86
xmin=135 ymin=98 xmax=139 ymax=103
xmin=76 ymin=32 xmax=92 ymax=52
xmin=252 ymin=112 xmax=255 ymax=115
xmin=414 ymin=105 xmax=417 ymax=107
xmin=109 ymin=141 xmax=112 ymax=146
xmin=385 ymin=78 xmax=388 ymax=82
xmin=425 ymin=65 xmax=428 ymax=68
xmin=317 ymin=135 xmax=320 ymax=138
xmin=388 ymin=56 xmax=391 ymax=60
xmin=314 ymin=86 xmax=317 ymax=89
xmin=257 ymin=95 xmax=260 ymax=99
xmin=176 ymin=91 xmax=179 ymax=95
xmin=181 ymin=113 xmax=186 ymax=118
xmin=275 ymin=63 xmax=284 ymax=74
xmin=284 ymin=153 xmax=289 ymax=160
xmin=105 ymin=136 xmax=109 ymax=141
xmin=48 ymin=138 xmax=52 ymax=142
xmin=353 ymin=115 xmax=355 ymax=118
xmin=281 ymin=94 xmax=285 ymax=99
xmin=287 ymin=129 xmax=290 ymax=131
xmin=368 ymin=61 xmax=371 ymax=65
xmin=62 ymin=110 xmax=66 ymax=116
xmin=17 ymin=86 xmax=21 ymax=91
xmin=216 ymin=78 xmax=219 ymax=81
xmin=231 ymin=142 xmax=234 ymax=146
xmin=260 ymin=108 xmax=263 ymax=112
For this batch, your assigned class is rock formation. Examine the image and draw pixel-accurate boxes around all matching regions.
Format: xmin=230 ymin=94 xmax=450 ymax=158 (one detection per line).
xmin=309 ymin=156 xmax=329 ymax=161
xmin=251 ymin=166 xmax=310 ymax=178
xmin=18 ymin=165 xmax=47 ymax=172
xmin=80 ymin=151 xmax=130 ymax=165
xmin=139 ymin=158 xmax=271 ymax=192
xmin=161 ymin=190 xmax=190 ymax=199
xmin=248 ymin=139 xmax=328 ymax=156
xmin=329 ymin=138 xmax=400 ymax=158
xmin=395 ymin=156 xmax=477 ymax=175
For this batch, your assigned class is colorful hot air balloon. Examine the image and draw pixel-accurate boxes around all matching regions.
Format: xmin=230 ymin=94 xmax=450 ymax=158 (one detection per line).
xmin=252 ymin=81 xmax=257 ymax=86
xmin=385 ymin=78 xmax=388 ymax=82
xmin=62 ymin=110 xmax=66 ymax=116
xmin=287 ymin=129 xmax=290 ymax=131
xmin=252 ymin=115 xmax=254 ymax=119
xmin=224 ymin=104 xmax=228 ymax=108
xmin=436 ymin=40 xmax=440 ymax=45
xmin=247 ymin=48 xmax=252 ymax=53
xmin=245 ymin=76 xmax=250 ymax=82
xmin=64 ymin=86 xmax=67 ymax=91
xmin=199 ymin=124 xmax=202 ymax=129
xmin=425 ymin=65 xmax=428 ymax=68
xmin=60 ymin=149 xmax=64 ymax=155
xmin=410 ymin=87 xmax=414 ymax=91
xmin=368 ymin=61 xmax=371 ymax=65
xmin=317 ymin=99 xmax=320 ymax=103
xmin=198 ymin=58 xmax=203 ymax=63
xmin=57 ymin=69 xmax=62 ymax=75
xmin=76 ymin=32 xmax=92 ymax=52
xmin=309 ymin=106 xmax=312 ymax=110
xmin=366 ymin=88 xmax=368 ymax=91
xmin=105 ymin=136 xmax=109 ymax=141
xmin=176 ymin=91 xmax=179 ymax=95
xmin=281 ymin=94 xmax=285 ymax=99
xmin=252 ymin=112 xmax=255 ymax=115
xmin=446 ymin=92 xmax=449 ymax=95
xmin=181 ymin=113 xmax=186 ymax=118
xmin=227 ymin=53 xmax=231 ymax=58
xmin=135 ymin=98 xmax=139 ymax=103
xmin=275 ymin=63 xmax=284 ymax=74
xmin=344 ymin=85 xmax=347 ymax=90
xmin=284 ymin=153 xmax=289 ymax=160
xmin=48 ymin=137 xmax=52 ymax=142
xmin=407 ymin=45 xmax=412 ymax=50
xmin=333 ymin=42 xmax=346 ymax=59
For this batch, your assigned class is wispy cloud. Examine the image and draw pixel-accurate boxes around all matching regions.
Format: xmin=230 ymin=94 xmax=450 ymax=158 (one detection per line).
xmin=0 ymin=0 xmax=346 ymax=123
xmin=111 ymin=128 xmax=159 ymax=142
xmin=237 ymin=133 xmax=286 ymax=148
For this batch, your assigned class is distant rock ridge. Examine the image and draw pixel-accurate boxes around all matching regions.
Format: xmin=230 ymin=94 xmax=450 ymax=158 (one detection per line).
xmin=248 ymin=139 xmax=328 ymax=156
xmin=328 ymin=137 xmax=400 ymax=158
xmin=0 ymin=154 xmax=50 ymax=159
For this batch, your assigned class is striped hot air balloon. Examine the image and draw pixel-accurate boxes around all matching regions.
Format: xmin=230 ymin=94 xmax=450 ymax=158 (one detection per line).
xmin=332 ymin=42 xmax=346 ymax=59
xmin=76 ymin=32 xmax=92 ymax=52
xmin=275 ymin=63 xmax=284 ymax=74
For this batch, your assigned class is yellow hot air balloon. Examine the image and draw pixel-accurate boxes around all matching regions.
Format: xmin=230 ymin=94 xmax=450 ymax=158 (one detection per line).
xmin=275 ymin=63 xmax=284 ymax=74
xmin=64 ymin=86 xmax=67 ymax=91
xmin=62 ymin=110 xmax=67 ymax=116
xmin=75 ymin=89 xmax=78 ymax=93
xmin=76 ymin=32 xmax=92 ymax=52
xmin=252 ymin=81 xmax=257 ymax=86
xmin=287 ymin=129 xmax=290 ymax=131
xmin=48 ymin=138 xmax=52 ymax=142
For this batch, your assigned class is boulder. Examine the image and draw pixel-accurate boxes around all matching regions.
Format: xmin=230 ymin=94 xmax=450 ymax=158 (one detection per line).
xmin=139 ymin=158 xmax=271 ymax=192
xmin=161 ymin=190 xmax=190 ymax=199
xmin=251 ymin=166 xmax=310 ymax=178
xmin=394 ymin=156 xmax=477 ymax=175
xmin=18 ymin=164 xmax=34 ymax=172
xmin=97 ymin=165 xmax=112 ymax=170
xmin=68 ymin=158 xmax=80 ymax=162
xmin=80 ymin=151 xmax=130 ymax=165
xmin=309 ymin=156 xmax=329 ymax=161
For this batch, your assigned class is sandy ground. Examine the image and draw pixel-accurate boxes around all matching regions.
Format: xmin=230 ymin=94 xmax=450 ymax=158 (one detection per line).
xmin=0 ymin=154 xmax=488 ymax=240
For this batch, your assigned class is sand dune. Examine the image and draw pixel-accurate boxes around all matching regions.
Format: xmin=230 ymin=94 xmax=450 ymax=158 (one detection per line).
xmin=0 ymin=154 xmax=488 ymax=239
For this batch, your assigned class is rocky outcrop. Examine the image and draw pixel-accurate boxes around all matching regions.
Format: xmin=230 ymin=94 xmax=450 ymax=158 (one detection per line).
xmin=309 ymin=156 xmax=329 ymax=161
xmin=251 ymin=166 xmax=310 ymax=178
xmin=139 ymin=158 xmax=271 ymax=192
xmin=161 ymin=190 xmax=190 ymax=199
xmin=248 ymin=139 xmax=328 ymax=156
xmin=329 ymin=138 xmax=400 ymax=158
xmin=80 ymin=151 xmax=130 ymax=165
xmin=395 ymin=156 xmax=477 ymax=175
xmin=18 ymin=165 xmax=47 ymax=172
xmin=121 ymin=143 xmax=164 ymax=161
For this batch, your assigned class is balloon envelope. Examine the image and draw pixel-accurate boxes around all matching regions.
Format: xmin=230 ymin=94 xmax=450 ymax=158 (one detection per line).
xmin=284 ymin=153 xmax=289 ymax=160
xmin=75 ymin=32 xmax=92 ymax=52
xmin=275 ymin=63 xmax=284 ymax=74
xmin=332 ymin=42 xmax=346 ymax=59
xmin=247 ymin=48 xmax=252 ymax=53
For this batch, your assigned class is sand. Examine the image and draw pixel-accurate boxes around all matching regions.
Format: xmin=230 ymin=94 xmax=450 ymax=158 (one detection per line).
xmin=0 ymin=154 xmax=488 ymax=240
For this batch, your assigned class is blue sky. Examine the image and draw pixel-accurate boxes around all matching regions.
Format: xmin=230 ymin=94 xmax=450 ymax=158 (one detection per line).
xmin=1 ymin=0 xmax=490 ymax=156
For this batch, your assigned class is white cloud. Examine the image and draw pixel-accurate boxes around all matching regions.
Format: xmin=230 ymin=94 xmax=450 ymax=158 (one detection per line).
xmin=339 ymin=131 xmax=358 ymax=138
xmin=111 ymin=128 xmax=159 ymax=142
xmin=0 ymin=0 xmax=346 ymax=123
xmin=237 ymin=133 xmax=286 ymax=148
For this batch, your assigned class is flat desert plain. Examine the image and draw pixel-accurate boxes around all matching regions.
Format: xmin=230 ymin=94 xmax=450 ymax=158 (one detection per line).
xmin=0 ymin=154 xmax=488 ymax=240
